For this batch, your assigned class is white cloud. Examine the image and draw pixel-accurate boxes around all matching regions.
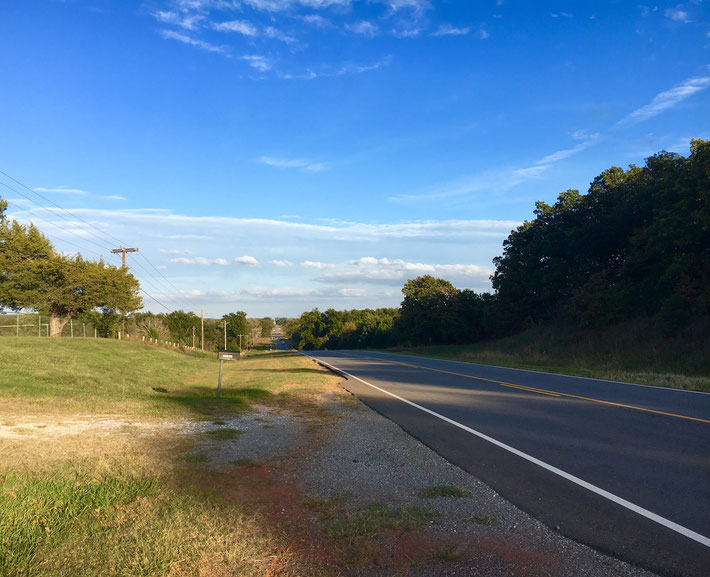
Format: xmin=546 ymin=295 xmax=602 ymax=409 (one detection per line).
xmin=160 ymin=249 xmax=192 ymax=255
xmin=160 ymin=29 xmax=226 ymax=53
xmin=550 ymin=12 xmax=573 ymax=18
xmin=270 ymin=259 xmax=293 ymax=266
xmin=264 ymin=26 xmax=297 ymax=43
xmin=317 ymin=256 xmax=492 ymax=285
xmin=170 ymin=257 xmax=230 ymax=265
xmin=241 ymin=55 xmax=273 ymax=71
xmin=431 ymin=24 xmax=470 ymax=37
xmin=33 ymin=186 xmax=125 ymax=202
xmin=301 ymin=260 xmax=335 ymax=269
xmin=34 ymin=186 xmax=89 ymax=196
xmin=235 ymin=255 xmax=259 ymax=266
xmin=212 ymin=20 xmax=259 ymax=36
xmin=257 ymin=155 xmax=327 ymax=172
xmin=154 ymin=10 xmax=204 ymax=30
xmin=664 ymin=6 xmax=691 ymax=23
xmin=478 ymin=24 xmax=489 ymax=39
xmin=347 ymin=21 xmax=378 ymax=37
xmin=617 ymin=76 xmax=710 ymax=126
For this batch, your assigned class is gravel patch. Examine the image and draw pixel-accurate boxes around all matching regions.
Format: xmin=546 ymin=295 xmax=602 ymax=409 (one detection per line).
xmin=294 ymin=390 xmax=660 ymax=577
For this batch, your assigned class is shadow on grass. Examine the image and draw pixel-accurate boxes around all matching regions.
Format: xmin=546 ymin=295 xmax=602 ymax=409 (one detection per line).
xmin=159 ymin=387 xmax=275 ymax=419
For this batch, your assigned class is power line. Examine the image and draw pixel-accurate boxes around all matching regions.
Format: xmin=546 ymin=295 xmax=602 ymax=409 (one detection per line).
xmin=0 ymin=169 xmax=127 ymax=247
xmin=0 ymin=169 xmax=196 ymax=315
xmin=0 ymin=181 xmax=116 ymax=253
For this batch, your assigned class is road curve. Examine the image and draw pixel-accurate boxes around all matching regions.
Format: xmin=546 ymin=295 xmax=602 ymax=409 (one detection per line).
xmin=301 ymin=349 xmax=710 ymax=577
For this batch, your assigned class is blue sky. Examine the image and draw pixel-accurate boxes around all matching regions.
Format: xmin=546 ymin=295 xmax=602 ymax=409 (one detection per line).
xmin=1 ymin=0 xmax=709 ymax=317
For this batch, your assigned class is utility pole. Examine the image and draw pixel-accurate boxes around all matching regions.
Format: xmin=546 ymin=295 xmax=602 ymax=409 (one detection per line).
xmin=110 ymin=247 xmax=139 ymax=268
xmin=238 ymin=334 xmax=243 ymax=351
xmin=192 ymin=326 xmax=196 ymax=349
xmin=223 ymin=319 xmax=227 ymax=350
xmin=200 ymin=311 xmax=205 ymax=352
xmin=111 ymin=247 xmax=139 ymax=337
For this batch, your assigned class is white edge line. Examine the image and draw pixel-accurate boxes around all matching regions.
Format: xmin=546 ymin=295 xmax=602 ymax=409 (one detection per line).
xmin=361 ymin=350 xmax=710 ymax=396
xmin=307 ymin=353 xmax=710 ymax=549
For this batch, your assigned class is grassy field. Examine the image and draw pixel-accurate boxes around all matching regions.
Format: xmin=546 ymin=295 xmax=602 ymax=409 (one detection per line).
xmin=0 ymin=338 xmax=344 ymax=577
xmin=391 ymin=319 xmax=710 ymax=392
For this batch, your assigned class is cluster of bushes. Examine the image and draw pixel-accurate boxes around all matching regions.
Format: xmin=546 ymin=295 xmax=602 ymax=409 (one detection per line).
xmin=288 ymin=140 xmax=709 ymax=350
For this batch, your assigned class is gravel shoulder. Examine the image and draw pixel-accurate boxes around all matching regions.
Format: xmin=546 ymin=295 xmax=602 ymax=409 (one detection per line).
xmin=199 ymin=377 xmax=661 ymax=577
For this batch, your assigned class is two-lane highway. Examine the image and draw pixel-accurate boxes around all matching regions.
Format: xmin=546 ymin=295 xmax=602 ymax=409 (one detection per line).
xmin=302 ymin=350 xmax=710 ymax=577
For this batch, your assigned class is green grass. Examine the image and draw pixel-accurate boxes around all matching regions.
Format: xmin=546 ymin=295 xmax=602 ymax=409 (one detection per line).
xmin=428 ymin=546 xmax=462 ymax=562
xmin=391 ymin=318 xmax=710 ymax=392
xmin=418 ymin=485 xmax=468 ymax=498
xmin=317 ymin=502 xmax=439 ymax=538
xmin=0 ymin=338 xmax=341 ymax=418
xmin=180 ymin=452 xmax=211 ymax=463
xmin=0 ymin=471 xmax=156 ymax=576
xmin=228 ymin=458 xmax=263 ymax=467
xmin=469 ymin=513 xmax=497 ymax=526
xmin=0 ymin=338 xmax=346 ymax=577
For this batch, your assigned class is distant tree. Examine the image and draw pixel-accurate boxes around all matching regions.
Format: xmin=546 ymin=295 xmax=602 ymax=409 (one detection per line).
xmin=260 ymin=317 xmax=275 ymax=337
xmin=165 ymin=310 xmax=200 ymax=345
xmin=395 ymin=275 xmax=459 ymax=346
xmin=223 ymin=311 xmax=249 ymax=350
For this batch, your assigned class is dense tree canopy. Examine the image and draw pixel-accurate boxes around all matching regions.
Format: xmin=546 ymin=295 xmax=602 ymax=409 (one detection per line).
xmin=493 ymin=139 xmax=710 ymax=331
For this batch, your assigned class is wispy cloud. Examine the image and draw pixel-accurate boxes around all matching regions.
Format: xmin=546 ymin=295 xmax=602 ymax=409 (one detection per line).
xmin=170 ymin=257 xmax=230 ymax=265
xmin=346 ymin=21 xmax=379 ymax=37
xmin=34 ymin=186 xmax=89 ymax=196
xmin=160 ymin=249 xmax=191 ymax=255
xmin=430 ymin=24 xmax=470 ymax=37
xmin=241 ymin=55 xmax=272 ymax=71
xmin=664 ymin=6 xmax=692 ymax=23
xmin=301 ymin=260 xmax=335 ymax=269
xmin=392 ymin=133 xmax=600 ymax=203
xmin=616 ymin=76 xmax=710 ymax=126
xmin=270 ymin=259 xmax=293 ymax=267
xmin=212 ymin=20 xmax=259 ymax=36
xmin=234 ymin=255 xmax=259 ymax=266
xmin=550 ymin=12 xmax=573 ymax=18
xmin=257 ymin=155 xmax=327 ymax=172
xmin=317 ymin=256 xmax=493 ymax=285
xmin=160 ymin=29 xmax=226 ymax=54
xmin=154 ymin=10 xmax=204 ymax=30
xmin=34 ymin=186 xmax=125 ymax=201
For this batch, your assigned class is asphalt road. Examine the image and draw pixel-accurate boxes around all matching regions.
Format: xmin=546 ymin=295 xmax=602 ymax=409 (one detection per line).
xmin=301 ymin=349 xmax=710 ymax=577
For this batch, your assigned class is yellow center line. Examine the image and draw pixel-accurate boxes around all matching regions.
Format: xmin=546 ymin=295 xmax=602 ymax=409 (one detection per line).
xmin=338 ymin=352 xmax=710 ymax=425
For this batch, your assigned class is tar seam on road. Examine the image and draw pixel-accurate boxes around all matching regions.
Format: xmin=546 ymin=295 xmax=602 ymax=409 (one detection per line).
xmin=342 ymin=352 xmax=710 ymax=425
xmin=311 ymin=355 xmax=710 ymax=549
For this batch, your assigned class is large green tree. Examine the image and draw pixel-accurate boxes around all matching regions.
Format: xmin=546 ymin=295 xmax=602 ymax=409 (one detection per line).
xmin=0 ymin=197 xmax=143 ymax=336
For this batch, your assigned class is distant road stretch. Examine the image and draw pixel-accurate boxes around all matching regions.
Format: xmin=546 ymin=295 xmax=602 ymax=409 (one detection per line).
xmin=300 ymin=350 xmax=710 ymax=577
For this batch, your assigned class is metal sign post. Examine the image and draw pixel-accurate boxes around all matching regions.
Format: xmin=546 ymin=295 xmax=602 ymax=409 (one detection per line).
xmin=216 ymin=350 xmax=240 ymax=398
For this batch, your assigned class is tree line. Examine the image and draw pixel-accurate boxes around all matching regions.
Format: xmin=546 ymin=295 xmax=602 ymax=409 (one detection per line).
xmin=128 ymin=311 xmax=274 ymax=351
xmin=289 ymin=139 xmax=710 ymax=349
xmin=0 ymin=197 xmax=275 ymax=347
